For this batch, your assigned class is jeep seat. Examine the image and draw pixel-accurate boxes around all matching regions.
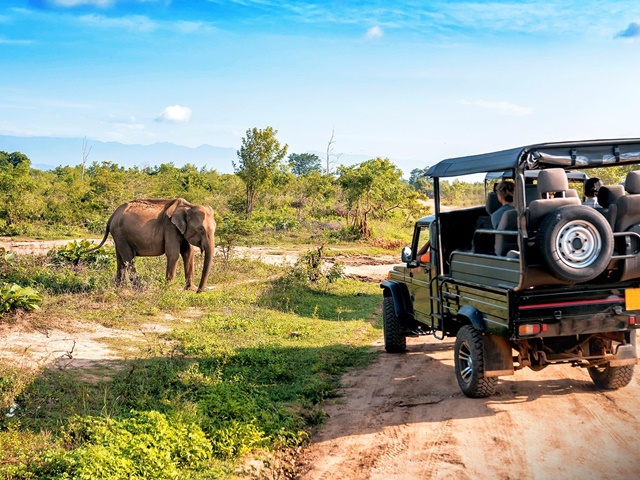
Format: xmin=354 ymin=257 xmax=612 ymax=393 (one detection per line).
xmin=614 ymin=171 xmax=640 ymax=232
xmin=597 ymin=184 xmax=624 ymax=228
xmin=495 ymin=209 xmax=518 ymax=256
xmin=528 ymin=168 xmax=580 ymax=229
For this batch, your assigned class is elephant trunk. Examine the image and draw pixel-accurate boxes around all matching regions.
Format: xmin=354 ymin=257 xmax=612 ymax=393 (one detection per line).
xmin=197 ymin=243 xmax=214 ymax=293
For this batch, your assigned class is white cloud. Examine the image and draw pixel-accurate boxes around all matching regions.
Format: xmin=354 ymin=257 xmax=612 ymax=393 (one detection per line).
xmin=365 ymin=26 xmax=383 ymax=39
xmin=78 ymin=14 xmax=158 ymax=32
xmin=458 ymin=99 xmax=533 ymax=116
xmin=155 ymin=105 xmax=192 ymax=123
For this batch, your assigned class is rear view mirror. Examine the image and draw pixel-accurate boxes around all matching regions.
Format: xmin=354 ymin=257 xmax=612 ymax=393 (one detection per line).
xmin=401 ymin=246 xmax=412 ymax=263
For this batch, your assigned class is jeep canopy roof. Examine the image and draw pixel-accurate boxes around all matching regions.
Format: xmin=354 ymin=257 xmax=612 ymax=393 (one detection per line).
xmin=426 ymin=138 xmax=640 ymax=178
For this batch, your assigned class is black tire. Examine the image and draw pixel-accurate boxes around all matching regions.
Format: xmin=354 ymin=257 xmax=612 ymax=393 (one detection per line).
xmin=454 ymin=325 xmax=497 ymax=398
xmin=587 ymin=364 xmax=635 ymax=390
xmin=537 ymin=205 xmax=613 ymax=283
xmin=382 ymin=296 xmax=406 ymax=353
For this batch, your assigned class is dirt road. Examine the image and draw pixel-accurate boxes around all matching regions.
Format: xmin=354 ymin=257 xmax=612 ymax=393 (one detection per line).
xmin=297 ymin=335 xmax=640 ymax=480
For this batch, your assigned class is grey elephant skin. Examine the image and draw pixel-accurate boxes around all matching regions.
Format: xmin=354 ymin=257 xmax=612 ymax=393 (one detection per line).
xmin=93 ymin=198 xmax=216 ymax=293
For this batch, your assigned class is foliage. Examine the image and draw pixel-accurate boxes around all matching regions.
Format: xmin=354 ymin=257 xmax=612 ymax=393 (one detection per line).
xmin=337 ymin=157 xmax=420 ymax=237
xmin=216 ymin=216 xmax=258 ymax=263
xmin=286 ymin=245 xmax=344 ymax=283
xmin=33 ymin=411 xmax=214 ymax=479
xmin=288 ymin=153 xmax=322 ymax=176
xmin=48 ymin=240 xmax=114 ymax=267
xmin=408 ymin=166 xmax=433 ymax=197
xmin=439 ymin=180 xmax=484 ymax=207
xmin=0 ymin=283 xmax=42 ymax=314
xmin=234 ymin=127 xmax=289 ymax=214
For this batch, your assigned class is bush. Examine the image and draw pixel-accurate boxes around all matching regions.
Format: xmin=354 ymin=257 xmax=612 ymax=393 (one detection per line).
xmin=48 ymin=239 xmax=113 ymax=267
xmin=34 ymin=411 xmax=213 ymax=479
xmin=0 ymin=283 xmax=42 ymax=314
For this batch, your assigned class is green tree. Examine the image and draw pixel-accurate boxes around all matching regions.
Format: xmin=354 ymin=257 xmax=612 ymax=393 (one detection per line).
xmin=337 ymin=157 xmax=416 ymax=238
xmin=288 ymin=153 xmax=322 ymax=176
xmin=234 ymin=127 xmax=288 ymax=214
xmin=0 ymin=152 xmax=46 ymax=231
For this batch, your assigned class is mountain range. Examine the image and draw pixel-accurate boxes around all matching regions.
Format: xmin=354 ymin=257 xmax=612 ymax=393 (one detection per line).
xmin=0 ymin=135 xmax=238 ymax=173
xmin=0 ymin=135 xmax=381 ymax=174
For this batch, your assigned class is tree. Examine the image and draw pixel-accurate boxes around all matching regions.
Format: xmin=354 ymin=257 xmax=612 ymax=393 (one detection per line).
xmin=408 ymin=167 xmax=433 ymax=197
xmin=325 ymin=128 xmax=342 ymax=175
xmin=234 ymin=126 xmax=288 ymax=214
xmin=338 ymin=157 xmax=417 ymax=238
xmin=288 ymin=153 xmax=322 ymax=176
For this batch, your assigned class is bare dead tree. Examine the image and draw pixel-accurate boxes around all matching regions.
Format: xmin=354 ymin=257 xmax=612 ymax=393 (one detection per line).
xmin=325 ymin=128 xmax=343 ymax=175
xmin=82 ymin=137 xmax=92 ymax=181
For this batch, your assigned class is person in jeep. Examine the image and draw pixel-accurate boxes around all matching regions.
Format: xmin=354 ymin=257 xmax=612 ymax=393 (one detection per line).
xmin=491 ymin=180 xmax=515 ymax=229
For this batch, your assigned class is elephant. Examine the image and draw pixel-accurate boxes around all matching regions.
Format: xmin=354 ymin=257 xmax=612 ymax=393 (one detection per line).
xmin=92 ymin=198 xmax=216 ymax=293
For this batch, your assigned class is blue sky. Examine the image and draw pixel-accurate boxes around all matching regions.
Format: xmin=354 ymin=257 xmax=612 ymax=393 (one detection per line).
xmin=1 ymin=0 xmax=640 ymax=174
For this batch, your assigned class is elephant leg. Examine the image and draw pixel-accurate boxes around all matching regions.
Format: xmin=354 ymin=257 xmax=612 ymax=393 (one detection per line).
xmin=115 ymin=253 xmax=127 ymax=286
xmin=165 ymin=248 xmax=180 ymax=283
xmin=114 ymin=240 xmax=137 ymax=288
xmin=127 ymin=259 xmax=143 ymax=289
xmin=180 ymin=240 xmax=195 ymax=290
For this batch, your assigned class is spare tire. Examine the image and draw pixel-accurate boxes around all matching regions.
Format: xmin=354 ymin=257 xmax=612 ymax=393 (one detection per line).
xmin=537 ymin=205 xmax=613 ymax=283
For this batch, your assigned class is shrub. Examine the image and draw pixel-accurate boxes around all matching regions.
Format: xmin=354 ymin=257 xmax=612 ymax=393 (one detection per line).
xmin=48 ymin=239 xmax=113 ymax=267
xmin=34 ymin=411 xmax=213 ymax=479
xmin=0 ymin=283 xmax=42 ymax=314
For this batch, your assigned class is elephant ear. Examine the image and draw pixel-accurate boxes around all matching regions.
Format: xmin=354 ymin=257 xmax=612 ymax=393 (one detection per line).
xmin=166 ymin=199 xmax=189 ymax=235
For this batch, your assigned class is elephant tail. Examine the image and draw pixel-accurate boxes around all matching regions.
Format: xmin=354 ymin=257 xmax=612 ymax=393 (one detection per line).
xmin=88 ymin=214 xmax=113 ymax=251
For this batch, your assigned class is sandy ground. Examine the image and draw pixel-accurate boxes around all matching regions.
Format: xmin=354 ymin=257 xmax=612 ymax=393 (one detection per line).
xmin=296 ymin=335 xmax=640 ymax=480
xmin=3 ymin=239 xmax=638 ymax=479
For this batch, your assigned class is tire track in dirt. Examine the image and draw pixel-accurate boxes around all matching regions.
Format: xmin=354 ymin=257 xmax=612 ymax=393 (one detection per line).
xmin=297 ymin=335 xmax=640 ymax=480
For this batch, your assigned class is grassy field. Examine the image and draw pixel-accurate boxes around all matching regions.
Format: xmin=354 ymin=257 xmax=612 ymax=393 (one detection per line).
xmin=0 ymin=246 xmax=384 ymax=479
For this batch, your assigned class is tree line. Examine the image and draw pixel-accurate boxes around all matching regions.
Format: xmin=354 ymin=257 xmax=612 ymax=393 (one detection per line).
xmin=1 ymin=127 xmax=434 ymax=242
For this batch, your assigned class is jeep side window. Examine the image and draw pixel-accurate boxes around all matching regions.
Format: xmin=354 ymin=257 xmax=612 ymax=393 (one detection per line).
xmin=416 ymin=226 xmax=430 ymax=264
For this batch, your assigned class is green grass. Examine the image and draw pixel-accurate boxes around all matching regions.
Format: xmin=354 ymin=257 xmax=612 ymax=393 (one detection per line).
xmin=0 ymin=249 xmax=383 ymax=479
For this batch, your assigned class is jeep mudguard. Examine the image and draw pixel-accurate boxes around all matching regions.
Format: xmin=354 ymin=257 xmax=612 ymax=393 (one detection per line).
xmin=380 ymin=280 xmax=414 ymax=322
xmin=457 ymin=305 xmax=486 ymax=331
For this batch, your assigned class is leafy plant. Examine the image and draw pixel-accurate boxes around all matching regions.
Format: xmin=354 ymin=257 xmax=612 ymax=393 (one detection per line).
xmin=48 ymin=239 xmax=113 ymax=267
xmin=0 ymin=283 xmax=42 ymax=314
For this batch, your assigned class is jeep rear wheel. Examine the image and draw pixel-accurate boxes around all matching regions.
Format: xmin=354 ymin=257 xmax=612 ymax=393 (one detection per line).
xmin=587 ymin=363 xmax=635 ymax=389
xmin=537 ymin=205 xmax=613 ymax=283
xmin=383 ymin=296 xmax=406 ymax=353
xmin=454 ymin=325 xmax=497 ymax=398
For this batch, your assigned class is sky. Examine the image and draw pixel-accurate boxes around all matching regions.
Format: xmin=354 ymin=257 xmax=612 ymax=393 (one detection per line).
xmin=1 ymin=0 xmax=640 ymax=175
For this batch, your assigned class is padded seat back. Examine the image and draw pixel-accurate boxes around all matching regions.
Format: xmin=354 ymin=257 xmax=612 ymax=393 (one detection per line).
xmin=597 ymin=185 xmax=624 ymax=228
xmin=615 ymin=171 xmax=640 ymax=232
xmin=528 ymin=169 xmax=580 ymax=228
xmin=495 ymin=209 xmax=519 ymax=256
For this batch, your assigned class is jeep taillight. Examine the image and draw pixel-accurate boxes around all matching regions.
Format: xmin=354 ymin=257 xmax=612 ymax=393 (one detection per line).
xmin=518 ymin=324 xmax=547 ymax=336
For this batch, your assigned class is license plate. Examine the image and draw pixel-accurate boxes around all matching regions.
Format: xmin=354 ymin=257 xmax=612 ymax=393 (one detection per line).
xmin=625 ymin=288 xmax=640 ymax=311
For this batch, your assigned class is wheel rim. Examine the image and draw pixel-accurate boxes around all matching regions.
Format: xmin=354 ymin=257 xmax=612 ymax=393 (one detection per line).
xmin=555 ymin=220 xmax=602 ymax=268
xmin=458 ymin=341 xmax=474 ymax=385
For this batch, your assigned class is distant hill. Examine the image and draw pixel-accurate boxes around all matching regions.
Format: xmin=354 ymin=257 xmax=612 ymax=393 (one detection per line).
xmin=0 ymin=135 xmax=416 ymax=177
xmin=0 ymin=135 xmax=238 ymax=173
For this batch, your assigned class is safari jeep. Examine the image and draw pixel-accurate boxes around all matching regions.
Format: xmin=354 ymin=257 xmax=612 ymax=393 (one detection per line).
xmin=381 ymin=138 xmax=640 ymax=397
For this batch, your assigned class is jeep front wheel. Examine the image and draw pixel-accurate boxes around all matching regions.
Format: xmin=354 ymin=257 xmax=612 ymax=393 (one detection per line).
xmin=454 ymin=325 xmax=497 ymax=398
xmin=382 ymin=296 xmax=406 ymax=353
xmin=587 ymin=363 xmax=635 ymax=389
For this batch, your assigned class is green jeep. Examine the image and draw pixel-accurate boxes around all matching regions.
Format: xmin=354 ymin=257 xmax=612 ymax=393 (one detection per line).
xmin=381 ymin=138 xmax=640 ymax=398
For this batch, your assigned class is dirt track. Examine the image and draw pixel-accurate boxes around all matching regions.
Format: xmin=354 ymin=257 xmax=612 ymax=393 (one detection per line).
xmin=297 ymin=335 xmax=640 ymax=480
